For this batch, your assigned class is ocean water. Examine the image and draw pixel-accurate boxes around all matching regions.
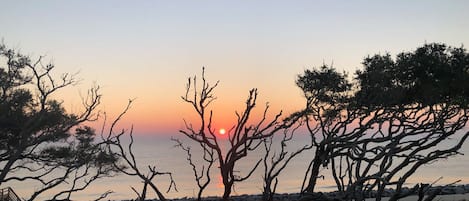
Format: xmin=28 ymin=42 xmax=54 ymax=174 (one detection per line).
xmin=7 ymin=132 xmax=469 ymax=201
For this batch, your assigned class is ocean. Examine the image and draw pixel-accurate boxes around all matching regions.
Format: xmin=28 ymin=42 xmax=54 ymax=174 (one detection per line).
xmin=7 ymin=132 xmax=469 ymax=201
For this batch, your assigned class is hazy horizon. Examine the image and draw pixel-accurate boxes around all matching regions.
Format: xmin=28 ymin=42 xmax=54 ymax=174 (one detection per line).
xmin=2 ymin=1 xmax=469 ymax=136
xmin=8 ymin=133 xmax=469 ymax=200
xmin=2 ymin=1 xmax=469 ymax=200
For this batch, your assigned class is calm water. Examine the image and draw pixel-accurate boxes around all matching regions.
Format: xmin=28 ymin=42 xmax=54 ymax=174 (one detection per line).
xmin=8 ymin=132 xmax=469 ymax=200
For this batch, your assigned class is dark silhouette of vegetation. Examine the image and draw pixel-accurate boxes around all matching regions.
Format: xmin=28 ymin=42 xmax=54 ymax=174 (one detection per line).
xmin=103 ymin=100 xmax=177 ymax=201
xmin=179 ymin=68 xmax=298 ymax=201
xmin=173 ymin=138 xmax=215 ymax=201
xmin=261 ymin=121 xmax=312 ymax=201
xmin=297 ymin=65 xmax=352 ymax=196
xmin=0 ymin=43 xmax=118 ymax=200
xmin=3 ymin=40 xmax=468 ymax=201
xmin=297 ymin=43 xmax=469 ymax=201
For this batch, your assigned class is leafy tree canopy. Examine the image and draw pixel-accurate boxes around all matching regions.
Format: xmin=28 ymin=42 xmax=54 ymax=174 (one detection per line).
xmin=299 ymin=43 xmax=469 ymax=109
xmin=0 ymin=43 xmax=118 ymax=200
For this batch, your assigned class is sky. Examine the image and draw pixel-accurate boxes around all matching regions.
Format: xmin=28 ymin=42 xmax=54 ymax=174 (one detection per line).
xmin=1 ymin=0 xmax=469 ymax=135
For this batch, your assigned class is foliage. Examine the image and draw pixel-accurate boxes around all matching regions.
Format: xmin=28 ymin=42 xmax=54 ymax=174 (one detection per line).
xmin=297 ymin=43 xmax=469 ymax=201
xmin=0 ymin=43 xmax=118 ymax=200
xmin=355 ymin=43 xmax=469 ymax=107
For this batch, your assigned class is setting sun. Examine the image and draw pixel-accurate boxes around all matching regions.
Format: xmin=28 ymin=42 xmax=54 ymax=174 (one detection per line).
xmin=3 ymin=1 xmax=469 ymax=200
xmin=219 ymin=128 xmax=226 ymax=135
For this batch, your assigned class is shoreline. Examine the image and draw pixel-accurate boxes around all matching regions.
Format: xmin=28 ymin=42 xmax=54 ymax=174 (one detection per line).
xmin=132 ymin=184 xmax=469 ymax=201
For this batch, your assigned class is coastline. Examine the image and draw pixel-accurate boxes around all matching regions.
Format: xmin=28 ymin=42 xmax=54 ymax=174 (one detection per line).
xmin=131 ymin=184 xmax=469 ymax=201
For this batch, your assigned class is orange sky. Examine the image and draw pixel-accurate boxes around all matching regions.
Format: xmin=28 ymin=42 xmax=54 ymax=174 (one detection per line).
xmin=2 ymin=1 xmax=469 ymax=136
xmin=89 ymin=76 xmax=306 ymax=135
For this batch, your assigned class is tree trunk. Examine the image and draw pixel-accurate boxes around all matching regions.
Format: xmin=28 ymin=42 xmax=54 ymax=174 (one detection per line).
xmin=140 ymin=181 xmax=148 ymax=201
xmin=148 ymin=182 xmax=166 ymax=201
xmin=197 ymin=189 xmax=203 ymax=201
xmin=0 ymin=151 xmax=20 ymax=184
xmin=222 ymin=182 xmax=233 ymax=201
xmin=303 ymin=149 xmax=325 ymax=193
xmin=263 ymin=179 xmax=273 ymax=201
xmin=263 ymin=178 xmax=278 ymax=201
xmin=221 ymin=165 xmax=234 ymax=201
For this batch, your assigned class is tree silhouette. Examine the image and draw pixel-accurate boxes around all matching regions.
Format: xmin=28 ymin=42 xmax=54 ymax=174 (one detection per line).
xmin=297 ymin=65 xmax=352 ymax=195
xmin=0 ymin=43 xmax=118 ymax=200
xmin=103 ymin=100 xmax=177 ymax=201
xmin=173 ymin=137 xmax=215 ymax=201
xmin=297 ymin=43 xmax=469 ymax=201
xmin=261 ymin=121 xmax=312 ymax=201
xmin=179 ymin=68 xmax=297 ymax=200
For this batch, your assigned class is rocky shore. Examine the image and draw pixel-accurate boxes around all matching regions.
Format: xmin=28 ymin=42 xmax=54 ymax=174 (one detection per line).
xmin=118 ymin=184 xmax=469 ymax=201
xmin=148 ymin=184 xmax=469 ymax=201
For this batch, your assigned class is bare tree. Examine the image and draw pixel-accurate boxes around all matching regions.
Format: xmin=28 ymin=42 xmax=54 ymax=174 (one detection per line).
xmin=0 ymin=43 xmax=118 ymax=200
xmin=179 ymin=68 xmax=296 ymax=200
xmin=173 ymin=138 xmax=215 ymax=201
xmin=103 ymin=100 xmax=177 ymax=201
xmin=328 ymin=104 xmax=469 ymax=201
xmin=261 ymin=121 xmax=312 ymax=201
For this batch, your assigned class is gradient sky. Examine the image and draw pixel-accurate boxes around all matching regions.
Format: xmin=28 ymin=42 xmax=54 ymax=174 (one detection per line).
xmin=1 ymin=0 xmax=469 ymax=135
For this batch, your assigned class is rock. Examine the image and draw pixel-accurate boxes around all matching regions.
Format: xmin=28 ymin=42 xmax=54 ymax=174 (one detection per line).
xmin=441 ymin=187 xmax=454 ymax=195
xmin=298 ymin=192 xmax=334 ymax=201
xmin=453 ymin=186 xmax=466 ymax=194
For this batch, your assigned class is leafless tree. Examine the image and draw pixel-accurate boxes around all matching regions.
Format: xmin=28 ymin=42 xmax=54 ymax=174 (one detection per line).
xmin=0 ymin=43 xmax=118 ymax=200
xmin=173 ymin=138 xmax=215 ymax=201
xmin=330 ymin=104 xmax=469 ymax=201
xmin=298 ymin=100 xmax=381 ymax=197
xmin=261 ymin=121 xmax=312 ymax=201
xmin=93 ymin=190 xmax=114 ymax=201
xmin=179 ymin=68 xmax=297 ymax=200
xmin=103 ymin=100 xmax=177 ymax=201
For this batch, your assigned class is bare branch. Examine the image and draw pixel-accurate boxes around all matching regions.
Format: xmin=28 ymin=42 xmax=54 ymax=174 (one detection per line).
xmin=179 ymin=68 xmax=297 ymax=200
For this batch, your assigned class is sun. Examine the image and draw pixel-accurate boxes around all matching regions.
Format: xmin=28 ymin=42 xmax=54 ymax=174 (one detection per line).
xmin=219 ymin=128 xmax=226 ymax=135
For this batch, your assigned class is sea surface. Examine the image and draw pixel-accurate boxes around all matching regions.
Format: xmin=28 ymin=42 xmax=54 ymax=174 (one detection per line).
xmin=7 ymin=132 xmax=469 ymax=201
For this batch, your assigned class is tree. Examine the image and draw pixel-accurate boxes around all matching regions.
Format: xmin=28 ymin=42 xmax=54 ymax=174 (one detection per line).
xmin=173 ymin=137 xmax=215 ymax=201
xmin=261 ymin=121 xmax=312 ymax=201
xmin=297 ymin=43 xmax=469 ymax=201
xmin=0 ymin=43 xmax=118 ymax=200
xmin=297 ymin=65 xmax=353 ymax=195
xmin=103 ymin=100 xmax=177 ymax=201
xmin=179 ymin=68 xmax=297 ymax=200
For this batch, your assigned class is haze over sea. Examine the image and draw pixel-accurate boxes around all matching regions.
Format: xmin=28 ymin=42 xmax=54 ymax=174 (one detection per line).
xmin=9 ymin=131 xmax=469 ymax=200
xmin=2 ymin=1 xmax=469 ymax=200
